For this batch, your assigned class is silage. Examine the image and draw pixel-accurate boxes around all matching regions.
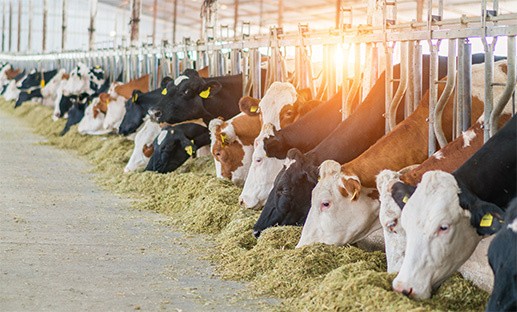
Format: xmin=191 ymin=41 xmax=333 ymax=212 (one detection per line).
xmin=0 ymin=97 xmax=490 ymax=311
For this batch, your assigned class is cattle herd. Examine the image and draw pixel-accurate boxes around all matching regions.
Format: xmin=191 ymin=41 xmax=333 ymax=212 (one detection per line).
xmin=0 ymin=55 xmax=515 ymax=310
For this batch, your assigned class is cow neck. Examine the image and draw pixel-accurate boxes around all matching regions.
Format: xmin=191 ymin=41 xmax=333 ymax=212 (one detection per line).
xmin=159 ymin=118 xmax=207 ymax=129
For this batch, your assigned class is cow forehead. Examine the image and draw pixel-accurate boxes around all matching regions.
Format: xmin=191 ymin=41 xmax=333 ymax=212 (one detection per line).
xmin=402 ymin=171 xmax=463 ymax=229
xmin=174 ymin=75 xmax=189 ymax=86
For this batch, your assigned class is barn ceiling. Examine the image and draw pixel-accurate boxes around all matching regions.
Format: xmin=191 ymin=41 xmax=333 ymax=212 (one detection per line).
xmin=99 ymin=0 xmax=517 ymax=41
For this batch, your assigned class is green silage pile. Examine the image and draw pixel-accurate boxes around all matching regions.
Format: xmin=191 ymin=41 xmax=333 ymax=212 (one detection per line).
xmin=0 ymin=98 xmax=490 ymax=311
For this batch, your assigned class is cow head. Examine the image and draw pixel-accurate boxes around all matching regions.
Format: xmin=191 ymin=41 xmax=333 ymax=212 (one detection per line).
xmin=41 ymin=68 xmax=66 ymax=98
xmin=486 ymin=198 xmax=517 ymax=311
xmin=15 ymin=88 xmax=42 ymax=108
xmin=78 ymin=97 xmax=107 ymax=135
xmin=296 ymin=160 xmax=380 ymax=248
xmin=145 ymin=126 xmax=200 ymax=173
xmin=392 ymin=170 xmax=504 ymax=299
xmin=148 ymin=69 xmax=222 ymax=124
xmin=88 ymin=65 xmax=106 ymax=93
xmin=101 ymin=94 xmax=127 ymax=133
xmin=376 ymin=169 xmax=416 ymax=273
xmin=63 ymin=63 xmax=91 ymax=96
xmin=61 ymin=100 xmax=87 ymax=136
xmin=253 ymin=148 xmax=319 ymax=238
xmin=124 ymin=117 xmax=161 ymax=173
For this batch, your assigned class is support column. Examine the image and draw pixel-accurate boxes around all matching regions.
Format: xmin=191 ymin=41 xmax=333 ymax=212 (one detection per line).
xmin=277 ymin=0 xmax=283 ymax=28
xmin=152 ymin=0 xmax=157 ymax=46
xmin=17 ymin=0 xmax=21 ymax=52
xmin=233 ymin=0 xmax=239 ymax=37
xmin=335 ymin=0 xmax=341 ymax=29
xmin=42 ymin=0 xmax=48 ymax=52
xmin=28 ymin=0 xmax=32 ymax=51
xmin=88 ymin=0 xmax=97 ymax=51
xmin=8 ymin=0 xmax=12 ymax=52
xmin=172 ymin=0 xmax=177 ymax=43
xmin=129 ymin=0 xmax=142 ymax=46
xmin=61 ymin=0 xmax=67 ymax=51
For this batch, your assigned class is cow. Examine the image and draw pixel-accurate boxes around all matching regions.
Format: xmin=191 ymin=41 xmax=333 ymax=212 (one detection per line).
xmin=77 ymin=97 xmax=111 ymax=135
xmin=238 ymin=83 xmax=318 ymax=209
xmin=60 ymin=101 xmax=87 ymax=136
xmin=377 ymin=112 xmax=513 ymax=273
xmin=14 ymin=69 xmax=58 ymax=107
xmin=118 ymin=76 xmax=173 ymax=136
xmin=263 ymin=53 xmax=505 ymax=160
xmin=15 ymin=88 xmax=43 ymax=108
xmin=145 ymin=122 xmax=211 ymax=173
xmin=209 ymin=110 xmax=261 ymax=186
xmin=486 ymin=197 xmax=517 ymax=311
xmin=62 ymin=63 xmax=103 ymax=96
xmin=296 ymin=60 xmax=507 ymax=249
xmin=124 ymin=117 xmax=161 ymax=173
xmin=148 ymin=69 xmax=244 ymax=125
xmin=92 ymin=92 xmax=126 ymax=133
xmin=391 ymin=114 xmax=516 ymax=299
xmin=41 ymin=69 xmax=69 ymax=108
xmin=113 ymin=74 xmax=150 ymax=100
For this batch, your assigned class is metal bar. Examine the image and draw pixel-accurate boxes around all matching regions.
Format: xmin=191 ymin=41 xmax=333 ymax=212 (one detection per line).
xmin=405 ymin=41 xmax=414 ymax=117
xmin=130 ymin=0 xmax=141 ymax=46
xmin=335 ymin=0 xmax=341 ymax=29
xmin=8 ymin=0 xmax=12 ymax=52
xmin=2 ymin=1 xmax=5 ymax=52
xmin=17 ymin=0 xmax=20 ymax=52
xmin=434 ymin=38 xmax=457 ymax=148
xmin=413 ymin=42 xmax=422 ymax=110
xmin=233 ymin=0 xmax=239 ymax=38
xmin=341 ymin=44 xmax=350 ymax=120
xmin=428 ymin=43 xmax=439 ymax=156
xmin=28 ymin=0 xmax=32 ymax=52
xmin=384 ymin=45 xmax=393 ymax=133
xmin=42 ymin=0 xmax=49 ymax=53
xmin=152 ymin=0 xmax=157 ymax=46
xmin=89 ymin=0 xmax=97 ymax=51
xmin=278 ymin=0 xmax=283 ymax=28
xmin=388 ymin=41 xmax=408 ymax=130
xmin=490 ymin=35 xmax=516 ymax=135
xmin=251 ymin=48 xmax=261 ymax=99
xmin=61 ymin=0 xmax=67 ymax=51
xmin=461 ymin=40 xmax=472 ymax=132
xmin=172 ymin=0 xmax=177 ymax=44
xmin=456 ymin=39 xmax=465 ymax=137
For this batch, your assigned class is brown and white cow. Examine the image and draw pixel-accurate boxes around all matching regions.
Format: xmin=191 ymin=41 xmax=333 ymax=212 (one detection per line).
xmin=238 ymin=82 xmax=319 ymax=209
xmin=113 ymin=74 xmax=149 ymax=100
xmin=42 ymin=69 xmax=69 ymax=108
xmin=296 ymin=61 xmax=507 ymax=248
xmin=377 ymin=112 xmax=512 ymax=273
xmin=209 ymin=111 xmax=261 ymax=186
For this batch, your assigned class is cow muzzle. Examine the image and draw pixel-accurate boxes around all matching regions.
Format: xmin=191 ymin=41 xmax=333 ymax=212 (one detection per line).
xmin=148 ymin=109 xmax=162 ymax=122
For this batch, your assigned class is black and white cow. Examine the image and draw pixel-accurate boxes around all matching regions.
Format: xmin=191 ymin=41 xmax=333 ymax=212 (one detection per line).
xmin=118 ymin=76 xmax=173 ymax=136
xmin=145 ymin=122 xmax=211 ymax=173
xmin=392 ymin=114 xmax=516 ymax=299
xmin=486 ymin=197 xmax=517 ymax=312
xmin=15 ymin=69 xmax=58 ymax=107
xmin=148 ymin=69 xmax=243 ymax=125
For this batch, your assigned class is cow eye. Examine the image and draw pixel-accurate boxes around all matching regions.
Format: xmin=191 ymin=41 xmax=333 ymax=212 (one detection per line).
xmin=438 ymin=224 xmax=450 ymax=234
xmin=255 ymin=157 xmax=262 ymax=163
xmin=320 ymin=200 xmax=331 ymax=212
xmin=387 ymin=219 xmax=398 ymax=233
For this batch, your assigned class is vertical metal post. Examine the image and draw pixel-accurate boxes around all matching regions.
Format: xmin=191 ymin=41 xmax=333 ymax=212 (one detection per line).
xmin=405 ymin=41 xmax=414 ymax=116
xmin=388 ymin=41 xmax=408 ymax=129
xmin=61 ymin=0 xmax=67 ymax=51
xmin=413 ymin=42 xmax=422 ymax=111
xmin=481 ymin=0 xmax=497 ymax=141
xmin=278 ymin=0 xmax=283 ymax=28
xmin=428 ymin=44 xmax=439 ymax=156
xmin=341 ymin=44 xmax=349 ymax=121
xmin=129 ymin=0 xmax=141 ymax=46
xmin=28 ymin=0 xmax=32 ymax=51
xmin=17 ymin=0 xmax=20 ymax=52
xmin=233 ymin=0 xmax=239 ymax=37
xmin=89 ymin=0 xmax=97 ymax=51
xmin=335 ymin=0 xmax=341 ymax=29
xmin=259 ymin=0 xmax=263 ymax=34
xmin=251 ymin=48 xmax=261 ymax=99
xmin=152 ymin=0 xmax=157 ymax=46
xmin=42 ymin=0 xmax=47 ymax=52
xmin=384 ymin=45 xmax=393 ymax=133
xmin=416 ymin=0 xmax=424 ymax=22
xmin=172 ymin=0 xmax=177 ymax=44
xmin=1 ymin=1 xmax=5 ymax=52
xmin=8 ymin=0 xmax=12 ymax=52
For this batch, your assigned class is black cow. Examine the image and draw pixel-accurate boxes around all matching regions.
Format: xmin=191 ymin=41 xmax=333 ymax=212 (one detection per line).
xmin=58 ymin=93 xmax=89 ymax=118
xmin=60 ymin=101 xmax=87 ymax=136
xmin=118 ymin=76 xmax=173 ymax=136
xmin=148 ymin=69 xmax=243 ymax=125
xmin=145 ymin=123 xmax=210 ymax=173
xmin=15 ymin=88 xmax=42 ymax=108
xmin=18 ymin=69 xmax=58 ymax=91
xmin=486 ymin=197 xmax=517 ymax=312
xmin=254 ymin=54 xmax=504 ymax=237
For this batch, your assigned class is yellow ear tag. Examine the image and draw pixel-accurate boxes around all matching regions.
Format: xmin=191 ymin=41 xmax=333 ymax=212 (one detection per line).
xmin=132 ymin=93 xmax=138 ymax=102
xmin=27 ymin=89 xmax=31 ymax=94
xmin=250 ymin=105 xmax=258 ymax=113
xmin=185 ymin=145 xmax=193 ymax=156
xmin=480 ymin=213 xmax=494 ymax=227
xmin=402 ymin=195 xmax=409 ymax=204
xmin=220 ymin=133 xmax=227 ymax=145
xmin=106 ymin=99 xmax=110 ymax=106
xmin=161 ymin=88 xmax=167 ymax=95
xmin=95 ymin=65 xmax=100 ymax=69
xmin=199 ymin=87 xmax=211 ymax=99
xmin=40 ymin=80 xmax=45 ymax=88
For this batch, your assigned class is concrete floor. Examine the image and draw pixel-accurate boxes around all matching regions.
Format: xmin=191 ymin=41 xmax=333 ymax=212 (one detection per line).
xmin=0 ymin=109 xmax=275 ymax=311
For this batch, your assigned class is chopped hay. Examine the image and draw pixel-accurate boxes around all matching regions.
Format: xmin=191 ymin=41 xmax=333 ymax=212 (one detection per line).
xmin=0 ymin=97 xmax=490 ymax=311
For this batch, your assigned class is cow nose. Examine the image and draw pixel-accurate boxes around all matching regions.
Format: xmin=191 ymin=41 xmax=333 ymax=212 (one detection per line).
xmin=393 ymin=282 xmax=413 ymax=297
xmin=239 ymin=197 xmax=245 ymax=207
xmin=253 ymin=230 xmax=261 ymax=238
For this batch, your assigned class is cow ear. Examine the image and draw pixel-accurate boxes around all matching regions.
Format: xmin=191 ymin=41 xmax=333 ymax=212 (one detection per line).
xmin=131 ymin=90 xmax=142 ymax=103
xmin=305 ymin=164 xmax=319 ymax=185
xmin=390 ymin=182 xmax=416 ymax=209
xmin=142 ymin=143 xmax=154 ymax=158
xmin=341 ymin=177 xmax=361 ymax=201
xmin=468 ymin=199 xmax=505 ymax=236
xmin=199 ymin=80 xmax=222 ymax=99
xmin=99 ymin=93 xmax=110 ymax=104
xmin=239 ymin=96 xmax=261 ymax=116
xmin=160 ymin=76 xmax=173 ymax=88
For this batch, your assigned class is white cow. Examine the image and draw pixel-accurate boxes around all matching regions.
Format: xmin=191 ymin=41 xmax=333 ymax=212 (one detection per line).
xmin=238 ymin=82 xmax=299 ymax=209
xmin=41 ymin=69 xmax=67 ymax=108
xmin=77 ymin=98 xmax=112 ymax=135
xmin=124 ymin=117 xmax=161 ymax=173
xmin=3 ymin=80 xmax=20 ymax=101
